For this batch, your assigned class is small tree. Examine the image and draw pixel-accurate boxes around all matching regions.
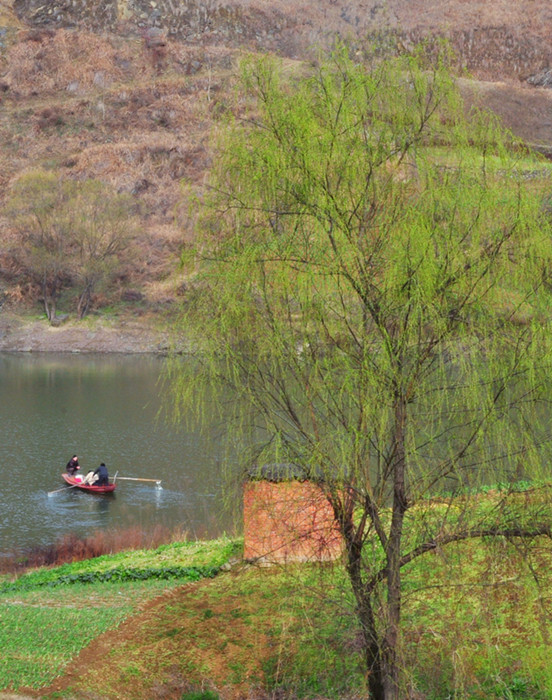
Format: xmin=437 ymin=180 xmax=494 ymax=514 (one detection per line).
xmin=66 ymin=179 xmax=137 ymax=319
xmin=5 ymin=170 xmax=71 ymax=322
xmin=170 ymin=47 xmax=552 ymax=698
xmin=6 ymin=172 xmax=137 ymax=320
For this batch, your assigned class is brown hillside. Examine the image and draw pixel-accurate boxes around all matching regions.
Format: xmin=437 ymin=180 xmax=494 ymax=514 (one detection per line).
xmin=0 ymin=0 xmax=551 ymax=336
xmin=10 ymin=0 xmax=552 ymax=79
xmin=0 ymin=26 xmax=238 ymax=321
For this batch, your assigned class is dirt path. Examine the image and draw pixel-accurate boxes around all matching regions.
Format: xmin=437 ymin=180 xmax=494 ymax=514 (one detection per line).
xmin=21 ymin=573 xmax=272 ymax=700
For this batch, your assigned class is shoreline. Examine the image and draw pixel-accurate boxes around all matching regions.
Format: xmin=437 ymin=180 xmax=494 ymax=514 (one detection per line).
xmin=0 ymin=312 xmax=171 ymax=354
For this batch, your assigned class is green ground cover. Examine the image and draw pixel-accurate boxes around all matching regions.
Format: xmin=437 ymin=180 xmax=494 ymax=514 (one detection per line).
xmin=78 ymin=543 xmax=552 ymax=700
xmin=401 ymin=538 xmax=552 ymax=699
xmin=0 ymin=537 xmax=240 ymax=691
xmin=2 ymin=529 xmax=552 ymax=698
xmin=0 ymin=538 xmax=241 ymax=594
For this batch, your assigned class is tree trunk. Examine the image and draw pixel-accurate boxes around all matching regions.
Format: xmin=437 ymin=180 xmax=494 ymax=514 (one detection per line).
xmin=77 ymin=282 xmax=93 ymax=319
xmin=382 ymin=394 xmax=409 ymax=699
xmin=42 ymin=278 xmax=56 ymax=323
xmin=359 ymin=597 xmax=386 ymax=700
xmin=338 ymin=499 xmax=386 ymax=700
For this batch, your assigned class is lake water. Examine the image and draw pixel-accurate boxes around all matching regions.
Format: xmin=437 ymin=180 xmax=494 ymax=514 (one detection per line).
xmin=0 ymin=353 xmax=237 ymax=556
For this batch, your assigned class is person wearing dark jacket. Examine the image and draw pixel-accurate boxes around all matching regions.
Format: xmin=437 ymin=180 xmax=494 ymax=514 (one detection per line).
xmin=93 ymin=462 xmax=109 ymax=486
xmin=66 ymin=455 xmax=80 ymax=475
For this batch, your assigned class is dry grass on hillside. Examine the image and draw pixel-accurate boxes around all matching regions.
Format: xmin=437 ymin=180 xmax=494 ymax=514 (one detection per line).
xmin=1 ymin=16 xmax=552 ymax=317
xmin=3 ymin=28 xmax=236 ymax=98
xmin=4 ymin=29 xmax=130 ymax=97
xmin=0 ymin=28 xmax=241 ymax=312
xmin=0 ymin=28 xmax=236 ymax=196
xmin=460 ymin=78 xmax=552 ymax=150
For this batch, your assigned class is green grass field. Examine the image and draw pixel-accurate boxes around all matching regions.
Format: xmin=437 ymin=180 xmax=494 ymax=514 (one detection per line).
xmin=0 ymin=538 xmax=241 ymax=692
xmin=2 ymin=531 xmax=552 ymax=698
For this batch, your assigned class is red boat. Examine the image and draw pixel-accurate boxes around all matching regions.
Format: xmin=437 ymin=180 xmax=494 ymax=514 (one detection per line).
xmin=61 ymin=473 xmax=116 ymax=494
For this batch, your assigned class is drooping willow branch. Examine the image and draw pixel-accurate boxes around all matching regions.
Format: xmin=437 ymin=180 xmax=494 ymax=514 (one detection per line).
xmin=366 ymin=524 xmax=552 ymax=592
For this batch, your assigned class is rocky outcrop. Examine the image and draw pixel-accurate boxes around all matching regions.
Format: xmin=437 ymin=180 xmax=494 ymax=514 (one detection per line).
xmin=12 ymin=0 xmax=220 ymax=35
xmin=528 ymin=68 xmax=552 ymax=88
xmin=13 ymin=0 xmax=118 ymax=31
xmin=384 ymin=27 xmax=552 ymax=81
xmin=9 ymin=0 xmax=552 ymax=80
xmin=12 ymin=0 xmax=296 ymax=50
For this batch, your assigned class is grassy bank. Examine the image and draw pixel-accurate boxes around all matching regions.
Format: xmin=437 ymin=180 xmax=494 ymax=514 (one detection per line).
xmin=0 ymin=538 xmax=240 ymax=692
xmin=1 ymin=531 xmax=552 ymax=698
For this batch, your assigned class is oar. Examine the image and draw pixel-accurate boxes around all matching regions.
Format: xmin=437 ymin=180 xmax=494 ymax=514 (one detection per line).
xmin=113 ymin=477 xmax=161 ymax=483
xmin=47 ymin=483 xmax=80 ymax=497
xmin=114 ymin=477 xmax=162 ymax=488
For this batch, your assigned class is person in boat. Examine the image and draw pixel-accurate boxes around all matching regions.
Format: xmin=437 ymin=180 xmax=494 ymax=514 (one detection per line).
xmin=93 ymin=462 xmax=109 ymax=486
xmin=66 ymin=455 xmax=80 ymax=475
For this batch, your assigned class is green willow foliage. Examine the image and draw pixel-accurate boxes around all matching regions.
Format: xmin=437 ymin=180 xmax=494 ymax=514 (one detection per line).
xmin=176 ymin=47 xmax=552 ymax=493
xmin=170 ymin=45 xmax=552 ymax=697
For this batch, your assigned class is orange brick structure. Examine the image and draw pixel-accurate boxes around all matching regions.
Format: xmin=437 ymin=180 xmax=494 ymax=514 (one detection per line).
xmin=243 ymin=473 xmax=343 ymax=564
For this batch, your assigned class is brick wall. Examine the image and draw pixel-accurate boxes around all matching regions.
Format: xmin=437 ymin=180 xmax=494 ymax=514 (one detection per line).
xmin=243 ymin=480 xmax=343 ymax=564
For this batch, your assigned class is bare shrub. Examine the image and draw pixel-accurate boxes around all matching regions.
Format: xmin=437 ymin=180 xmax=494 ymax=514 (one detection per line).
xmin=5 ymin=171 xmax=140 ymax=320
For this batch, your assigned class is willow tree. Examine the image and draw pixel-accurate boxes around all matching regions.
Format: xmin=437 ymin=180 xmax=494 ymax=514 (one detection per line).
xmin=67 ymin=179 xmax=137 ymax=319
xmin=170 ymin=47 xmax=552 ymax=698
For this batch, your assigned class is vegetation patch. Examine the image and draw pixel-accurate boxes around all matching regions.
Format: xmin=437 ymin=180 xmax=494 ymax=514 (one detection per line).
xmin=0 ymin=538 xmax=241 ymax=593
xmin=16 ymin=531 xmax=552 ymax=699
xmin=2 ymin=527 xmax=552 ymax=697
xmin=0 ymin=538 xmax=240 ymax=692
xmin=168 ymin=43 xmax=552 ymax=699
